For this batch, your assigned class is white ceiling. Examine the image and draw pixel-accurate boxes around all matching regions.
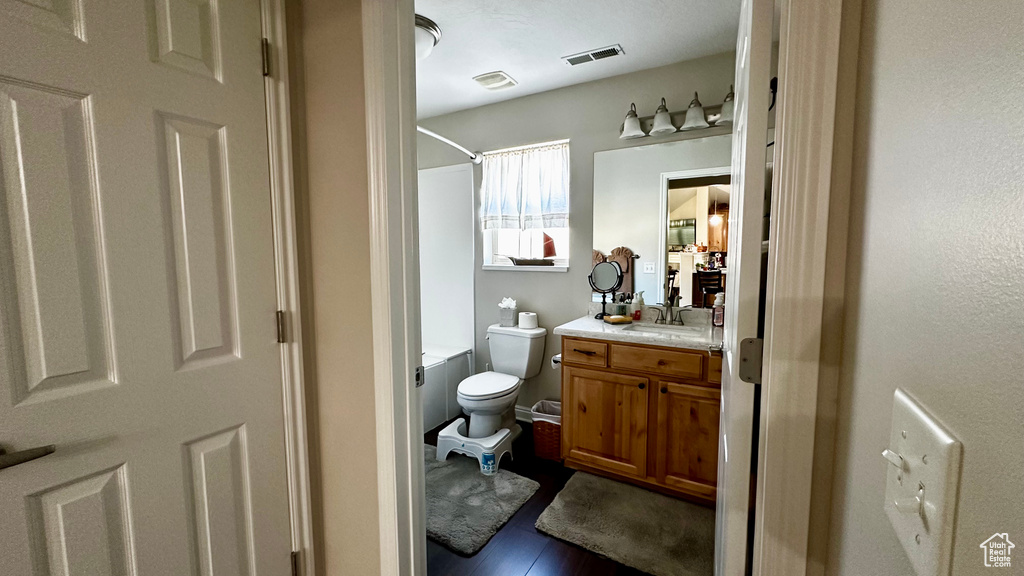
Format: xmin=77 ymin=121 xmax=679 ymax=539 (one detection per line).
xmin=414 ymin=0 xmax=742 ymax=119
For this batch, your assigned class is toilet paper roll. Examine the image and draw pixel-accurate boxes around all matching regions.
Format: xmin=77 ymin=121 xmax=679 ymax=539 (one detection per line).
xmin=518 ymin=312 xmax=538 ymax=329
xmin=551 ymin=354 xmax=562 ymax=370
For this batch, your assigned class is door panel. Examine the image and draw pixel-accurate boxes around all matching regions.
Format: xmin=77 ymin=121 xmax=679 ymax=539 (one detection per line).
xmin=565 ymin=366 xmax=649 ymax=478
xmin=655 ymin=381 xmax=720 ymax=499
xmin=715 ymin=0 xmax=774 ymax=572
xmin=0 ymin=1 xmax=292 ymax=574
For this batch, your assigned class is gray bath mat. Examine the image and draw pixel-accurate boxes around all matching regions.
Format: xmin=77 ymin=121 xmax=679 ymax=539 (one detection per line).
xmin=424 ymin=444 xmax=539 ymax=555
xmin=536 ymin=472 xmax=715 ymax=576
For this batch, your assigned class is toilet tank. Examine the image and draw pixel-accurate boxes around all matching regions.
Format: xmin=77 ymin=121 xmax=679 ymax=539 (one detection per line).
xmin=486 ymin=324 xmax=547 ymax=378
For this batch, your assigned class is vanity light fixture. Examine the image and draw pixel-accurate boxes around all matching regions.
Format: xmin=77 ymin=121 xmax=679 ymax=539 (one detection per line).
xmin=680 ymin=92 xmax=710 ymax=131
xmin=716 ymin=85 xmax=735 ymax=126
xmin=650 ymin=98 xmax=677 ymax=135
xmin=620 ymin=103 xmax=647 ymax=139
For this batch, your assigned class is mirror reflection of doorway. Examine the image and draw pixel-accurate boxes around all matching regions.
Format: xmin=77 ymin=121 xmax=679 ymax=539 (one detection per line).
xmin=665 ymin=175 xmax=731 ymax=306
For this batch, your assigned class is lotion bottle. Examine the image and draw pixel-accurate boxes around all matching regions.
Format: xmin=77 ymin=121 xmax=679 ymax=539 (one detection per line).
xmin=712 ymin=292 xmax=725 ymax=327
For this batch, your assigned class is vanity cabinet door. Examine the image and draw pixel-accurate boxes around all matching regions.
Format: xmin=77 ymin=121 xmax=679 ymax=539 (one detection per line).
xmin=653 ymin=380 xmax=720 ymax=499
xmin=564 ymin=366 xmax=649 ymax=478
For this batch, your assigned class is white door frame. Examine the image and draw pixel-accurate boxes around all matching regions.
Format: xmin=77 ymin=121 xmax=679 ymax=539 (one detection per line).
xmin=358 ymin=1 xmax=855 ymax=576
xmin=751 ymin=0 xmax=858 ymax=574
xmin=361 ymin=0 xmax=427 ymax=574
xmin=259 ymin=0 xmax=316 ymax=575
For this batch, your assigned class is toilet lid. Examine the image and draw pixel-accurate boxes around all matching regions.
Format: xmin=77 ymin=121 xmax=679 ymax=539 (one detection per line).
xmin=458 ymin=372 xmax=521 ymax=400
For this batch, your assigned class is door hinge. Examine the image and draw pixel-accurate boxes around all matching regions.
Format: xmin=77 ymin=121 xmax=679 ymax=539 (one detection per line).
xmin=290 ymin=550 xmax=301 ymax=576
xmin=738 ymin=337 xmax=763 ymax=384
xmin=276 ymin=310 xmax=286 ymax=343
xmin=414 ymin=365 xmax=425 ymax=388
xmin=261 ymin=38 xmax=271 ymax=77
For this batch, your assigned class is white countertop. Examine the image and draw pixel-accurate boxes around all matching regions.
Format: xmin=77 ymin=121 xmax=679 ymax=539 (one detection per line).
xmin=553 ymin=316 xmax=724 ymax=351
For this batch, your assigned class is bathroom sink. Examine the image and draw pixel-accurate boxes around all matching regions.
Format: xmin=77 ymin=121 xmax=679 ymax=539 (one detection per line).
xmin=621 ymin=323 xmax=705 ymax=338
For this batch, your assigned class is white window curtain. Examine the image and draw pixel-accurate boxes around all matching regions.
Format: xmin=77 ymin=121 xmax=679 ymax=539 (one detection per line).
xmin=481 ymin=141 xmax=569 ymax=230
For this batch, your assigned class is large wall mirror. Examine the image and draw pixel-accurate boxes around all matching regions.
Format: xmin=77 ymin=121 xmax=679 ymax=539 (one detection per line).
xmin=593 ymin=134 xmax=732 ymax=306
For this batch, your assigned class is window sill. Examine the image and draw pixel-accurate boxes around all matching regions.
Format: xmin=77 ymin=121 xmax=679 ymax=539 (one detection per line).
xmin=482 ymin=264 xmax=569 ymax=273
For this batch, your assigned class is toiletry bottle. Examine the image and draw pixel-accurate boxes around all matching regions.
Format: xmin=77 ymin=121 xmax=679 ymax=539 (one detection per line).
xmin=712 ymin=292 xmax=725 ymax=327
xmin=633 ymin=291 xmax=644 ymax=321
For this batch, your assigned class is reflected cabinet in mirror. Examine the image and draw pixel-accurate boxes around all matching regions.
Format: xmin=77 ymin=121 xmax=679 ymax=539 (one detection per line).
xmin=593 ymin=134 xmax=732 ymax=307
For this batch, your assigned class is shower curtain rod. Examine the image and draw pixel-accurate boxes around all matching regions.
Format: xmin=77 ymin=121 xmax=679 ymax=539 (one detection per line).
xmin=417 ymin=126 xmax=483 ymax=164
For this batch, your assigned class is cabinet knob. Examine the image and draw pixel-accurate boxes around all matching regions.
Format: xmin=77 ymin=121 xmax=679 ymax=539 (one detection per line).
xmin=661 ymin=387 xmax=668 ymax=394
xmin=638 ymin=383 xmax=645 ymax=390
xmin=657 ymin=360 xmax=666 ymax=366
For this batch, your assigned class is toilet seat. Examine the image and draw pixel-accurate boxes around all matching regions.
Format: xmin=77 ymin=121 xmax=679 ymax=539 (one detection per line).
xmin=457 ymin=372 xmax=521 ymax=400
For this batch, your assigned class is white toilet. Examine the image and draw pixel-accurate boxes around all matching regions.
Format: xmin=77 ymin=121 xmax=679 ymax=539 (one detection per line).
xmin=436 ymin=323 xmax=546 ymax=474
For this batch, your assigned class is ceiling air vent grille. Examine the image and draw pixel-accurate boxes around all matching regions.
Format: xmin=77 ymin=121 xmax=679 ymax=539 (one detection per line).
xmin=562 ymin=44 xmax=625 ymax=66
xmin=473 ymin=71 xmax=518 ymax=90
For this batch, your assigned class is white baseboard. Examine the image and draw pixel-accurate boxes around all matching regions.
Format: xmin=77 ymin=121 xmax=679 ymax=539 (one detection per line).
xmin=515 ymin=405 xmax=533 ymax=423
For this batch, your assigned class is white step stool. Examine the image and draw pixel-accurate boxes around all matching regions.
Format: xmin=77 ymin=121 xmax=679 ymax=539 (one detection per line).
xmin=435 ymin=418 xmax=522 ymax=475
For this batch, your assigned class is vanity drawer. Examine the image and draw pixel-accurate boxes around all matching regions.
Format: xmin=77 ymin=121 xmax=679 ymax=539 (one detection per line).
xmin=609 ymin=343 xmax=704 ymax=380
xmin=563 ymin=338 xmax=608 ymax=367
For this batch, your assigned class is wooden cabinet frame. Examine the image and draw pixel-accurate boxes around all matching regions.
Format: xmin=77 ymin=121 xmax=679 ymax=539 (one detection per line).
xmin=560 ymin=336 xmax=723 ymax=504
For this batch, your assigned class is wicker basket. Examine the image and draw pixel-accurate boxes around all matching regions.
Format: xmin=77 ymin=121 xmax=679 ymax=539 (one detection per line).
xmin=531 ymin=400 xmax=562 ymax=461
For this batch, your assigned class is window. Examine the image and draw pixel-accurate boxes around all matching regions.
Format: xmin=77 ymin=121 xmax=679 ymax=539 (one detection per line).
xmin=480 ymin=140 xmax=570 ymax=270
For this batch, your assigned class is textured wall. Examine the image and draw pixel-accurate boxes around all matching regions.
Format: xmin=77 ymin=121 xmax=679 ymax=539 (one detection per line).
xmin=826 ymin=0 xmax=1024 ymax=574
xmin=417 ymin=53 xmax=737 ymax=407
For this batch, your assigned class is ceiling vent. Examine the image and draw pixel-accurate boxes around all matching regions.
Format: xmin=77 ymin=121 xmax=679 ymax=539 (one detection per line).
xmin=473 ymin=71 xmax=518 ymax=90
xmin=562 ymin=44 xmax=625 ymax=66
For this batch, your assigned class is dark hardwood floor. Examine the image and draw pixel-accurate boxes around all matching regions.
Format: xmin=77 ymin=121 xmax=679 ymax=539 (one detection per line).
xmin=424 ymin=420 xmax=650 ymax=576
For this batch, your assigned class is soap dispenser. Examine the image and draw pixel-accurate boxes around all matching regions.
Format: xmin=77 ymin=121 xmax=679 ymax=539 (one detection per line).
xmin=633 ymin=291 xmax=645 ymax=321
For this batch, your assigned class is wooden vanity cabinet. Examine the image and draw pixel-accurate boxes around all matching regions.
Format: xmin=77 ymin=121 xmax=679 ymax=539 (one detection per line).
xmin=560 ymin=336 xmax=721 ymax=504
xmin=653 ymin=380 xmax=720 ymax=499
xmin=562 ymin=366 xmax=649 ymax=479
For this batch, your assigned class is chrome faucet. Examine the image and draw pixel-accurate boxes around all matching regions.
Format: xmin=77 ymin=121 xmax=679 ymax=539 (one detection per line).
xmin=651 ymin=304 xmax=669 ymax=324
xmin=670 ymin=305 xmax=693 ymax=326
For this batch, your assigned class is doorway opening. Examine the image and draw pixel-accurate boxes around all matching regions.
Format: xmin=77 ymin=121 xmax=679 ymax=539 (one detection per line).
xmin=409 ymin=1 xmax=777 ymax=574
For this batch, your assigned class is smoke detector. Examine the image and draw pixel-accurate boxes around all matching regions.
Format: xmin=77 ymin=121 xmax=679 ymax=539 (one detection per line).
xmin=472 ymin=71 xmax=518 ymax=91
xmin=561 ymin=44 xmax=625 ymax=66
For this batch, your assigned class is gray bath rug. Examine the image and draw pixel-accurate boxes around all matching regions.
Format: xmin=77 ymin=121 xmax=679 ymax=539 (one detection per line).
xmin=424 ymin=444 xmax=539 ymax=555
xmin=536 ymin=472 xmax=715 ymax=576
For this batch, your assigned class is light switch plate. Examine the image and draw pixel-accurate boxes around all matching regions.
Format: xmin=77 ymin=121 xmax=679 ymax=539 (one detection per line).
xmin=643 ymin=262 xmax=655 ymax=274
xmin=884 ymin=388 xmax=963 ymax=576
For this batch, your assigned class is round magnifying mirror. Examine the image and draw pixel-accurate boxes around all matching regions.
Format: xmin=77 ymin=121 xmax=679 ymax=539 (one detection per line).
xmin=589 ymin=261 xmax=623 ymax=293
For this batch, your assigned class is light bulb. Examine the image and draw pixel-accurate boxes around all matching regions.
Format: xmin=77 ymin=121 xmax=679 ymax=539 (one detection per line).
xmin=709 ymin=214 xmax=723 ymax=226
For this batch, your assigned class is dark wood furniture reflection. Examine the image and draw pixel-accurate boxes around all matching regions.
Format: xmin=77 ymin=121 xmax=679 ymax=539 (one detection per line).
xmin=692 ymin=270 xmax=725 ymax=308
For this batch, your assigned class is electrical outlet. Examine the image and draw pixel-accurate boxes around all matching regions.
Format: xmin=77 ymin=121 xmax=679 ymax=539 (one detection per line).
xmin=643 ymin=262 xmax=655 ymax=274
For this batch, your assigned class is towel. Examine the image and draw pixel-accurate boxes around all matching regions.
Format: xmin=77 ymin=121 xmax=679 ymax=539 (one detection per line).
xmin=608 ymin=247 xmax=635 ymax=293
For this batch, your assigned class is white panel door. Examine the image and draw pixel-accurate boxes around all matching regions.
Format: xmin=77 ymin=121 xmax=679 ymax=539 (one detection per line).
xmin=0 ymin=1 xmax=292 ymax=575
xmin=714 ymin=0 xmax=774 ymax=573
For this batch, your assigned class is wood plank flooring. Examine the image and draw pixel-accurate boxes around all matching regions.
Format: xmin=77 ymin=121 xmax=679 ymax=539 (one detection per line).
xmin=425 ymin=420 xmax=650 ymax=576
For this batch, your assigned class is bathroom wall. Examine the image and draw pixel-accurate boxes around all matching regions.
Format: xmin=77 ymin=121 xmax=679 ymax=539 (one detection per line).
xmin=417 ymin=52 xmax=737 ymax=408
xmin=825 ymin=0 xmax=1024 ymax=574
